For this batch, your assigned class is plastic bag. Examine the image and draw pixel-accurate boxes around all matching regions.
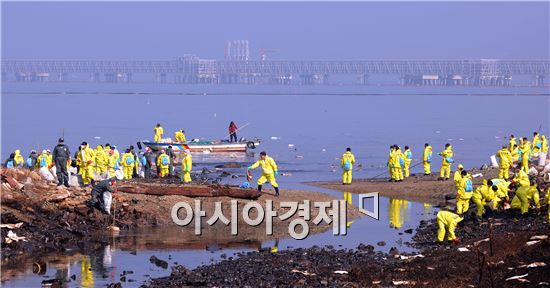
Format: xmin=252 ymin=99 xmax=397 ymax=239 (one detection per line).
xmin=39 ymin=167 xmax=55 ymax=181
xmin=103 ymin=191 xmax=112 ymax=215
xmin=114 ymin=169 xmax=123 ymax=180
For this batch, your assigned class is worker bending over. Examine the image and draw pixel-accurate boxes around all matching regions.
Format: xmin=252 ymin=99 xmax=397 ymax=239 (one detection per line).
xmin=436 ymin=210 xmax=463 ymax=244
xmin=511 ymin=180 xmax=540 ymax=215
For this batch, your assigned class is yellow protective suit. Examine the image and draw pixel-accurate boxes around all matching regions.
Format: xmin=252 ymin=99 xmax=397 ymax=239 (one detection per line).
xmin=453 ymin=167 xmax=463 ymax=190
xmin=508 ymin=137 xmax=517 ymax=149
xmin=423 ymin=145 xmax=432 ymax=175
xmin=456 ymin=177 xmax=473 ymax=215
xmin=395 ymin=149 xmax=405 ymax=181
xmin=519 ymin=141 xmax=531 ymax=173
xmin=175 ymin=131 xmax=186 ymax=143
xmin=490 ymin=179 xmax=510 ymax=201
xmin=514 ymin=170 xmax=530 ymax=188
xmin=36 ymin=152 xmax=51 ymax=168
xmin=157 ymin=153 xmax=170 ymax=177
xmin=94 ymin=146 xmax=109 ymax=174
xmin=121 ymin=152 xmax=135 ymax=180
xmin=249 ymin=156 xmax=278 ymax=187
xmin=532 ymin=134 xmax=541 ymax=154
xmin=472 ymin=181 xmax=497 ymax=217
xmin=496 ymin=148 xmax=512 ymax=180
xmin=387 ymin=149 xmax=395 ymax=180
xmin=439 ymin=146 xmax=454 ymax=179
xmin=341 ymin=151 xmax=356 ymax=184
xmin=510 ymin=146 xmax=519 ymax=162
xmin=403 ymin=148 xmax=412 ymax=178
xmin=78 ymin=146 xmax=95 ymax=185
xmin=107 ymin=152 xmax=118 ymax=177
xmin=436 ymin=211 xmax=463 ymax=242
xmin=47 ymin=153 xmax=53 ymax=167
xmin=511 ymin=185 xmax=540 ymax=214
xmin=154 ymin=126 xmax=164 ymax=142
xmin=181 ymin=154 xmax=193 ymax=183
xmin=546 ymin=187 xmax=550 ymax=223
xmin=542 ymin=135 xmax=548 ymax=153
xmin=13 ymin=150 xmax=24 ymax=167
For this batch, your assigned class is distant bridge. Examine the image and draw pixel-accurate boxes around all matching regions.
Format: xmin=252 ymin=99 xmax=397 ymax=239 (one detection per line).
xmin=2 ymin=57 xmax=549 ymax=86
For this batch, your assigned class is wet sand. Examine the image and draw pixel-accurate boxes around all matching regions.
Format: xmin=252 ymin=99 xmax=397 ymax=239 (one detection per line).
xmin=313 ymin=168 xmax=500 ymax=203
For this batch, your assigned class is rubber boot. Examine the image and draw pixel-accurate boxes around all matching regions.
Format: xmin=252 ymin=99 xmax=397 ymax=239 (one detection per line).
xmin=275 ymin=187 xmax=280 ymax=197
xmin=258 ymin=185 xmax=262 ymax=193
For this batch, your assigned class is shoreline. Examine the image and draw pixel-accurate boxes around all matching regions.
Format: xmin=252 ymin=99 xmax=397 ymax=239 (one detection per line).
xmin=310 ymin=167 xmax=500 ymax=204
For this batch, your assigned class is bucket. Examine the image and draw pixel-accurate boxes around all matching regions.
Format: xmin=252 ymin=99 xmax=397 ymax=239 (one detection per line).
xmin=538 ymin=152 xmax=547 ymax=166
xmin=490 ymin=155 xmax=499 ymax=167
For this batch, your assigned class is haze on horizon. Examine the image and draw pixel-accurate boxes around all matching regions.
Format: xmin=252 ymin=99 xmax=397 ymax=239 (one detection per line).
xmin=2 ymin=1 xmax=549 ymax=60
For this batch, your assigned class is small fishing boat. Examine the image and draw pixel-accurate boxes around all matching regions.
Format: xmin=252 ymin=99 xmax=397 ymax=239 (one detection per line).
xmin=141 ymin=138 xmax=260 ymax=153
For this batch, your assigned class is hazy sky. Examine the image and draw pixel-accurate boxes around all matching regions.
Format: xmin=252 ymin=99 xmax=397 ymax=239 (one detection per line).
xmin=2 ymin=1 xmax=549 ymax=60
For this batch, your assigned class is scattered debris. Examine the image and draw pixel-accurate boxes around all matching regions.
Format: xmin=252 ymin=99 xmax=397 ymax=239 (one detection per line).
xmin=518 ymin=262 xmax=546 ymax=268
xmin=5 ymin=230 xmax=27 ymax=243
xmin=333 ymin=270 xmax=348 ymax=275
xmin=0 ymin=223 xmax=23 ymax=229
xmin=393 ymin=280 xmax=416 ymax=285
xmin=505 ymin=274 xmax=529 ymax=281
xmin=397 ymin=254 xmax=424 ymax=260
xmin=458 ymin=247 xmax=470 ymax=252
xmin=291 ymin=269 xmax=316 ymax=276
xmin=526 ymin=240 xmax=541 ymax=246
xmin=530 ymin=235 xmax=548 ymax=240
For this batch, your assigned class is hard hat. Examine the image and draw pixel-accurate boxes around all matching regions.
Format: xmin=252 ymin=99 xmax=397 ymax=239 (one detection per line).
xmin=458 ymin=164 xmax=464 ymax=169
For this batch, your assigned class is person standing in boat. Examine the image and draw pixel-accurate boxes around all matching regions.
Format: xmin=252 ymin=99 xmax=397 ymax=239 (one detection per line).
xmin=154 ymin=123 xmax=164 ymax=143
xmin=229 ymin=121 xmax=238 ymax=142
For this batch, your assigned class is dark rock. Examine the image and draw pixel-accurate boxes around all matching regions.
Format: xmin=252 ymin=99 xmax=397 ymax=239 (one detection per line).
xmin=404 ymin=229 xmax=413 ymax=234
xmin=150 ymin=255 xmax=169 ymax=269
xmin=376 ymin=241 xmax=386 ymax=246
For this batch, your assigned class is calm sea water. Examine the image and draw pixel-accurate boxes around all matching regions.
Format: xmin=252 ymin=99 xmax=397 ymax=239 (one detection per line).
xmin=1 ymin=83 xmax=549 ymax=287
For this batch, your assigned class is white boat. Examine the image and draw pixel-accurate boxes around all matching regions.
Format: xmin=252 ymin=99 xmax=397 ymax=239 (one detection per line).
xmin=141 ymin=139 xmax=260 ymax=153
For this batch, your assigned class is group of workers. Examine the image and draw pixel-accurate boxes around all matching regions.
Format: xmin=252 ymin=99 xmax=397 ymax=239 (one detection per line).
xmin=5 ymin=137 xmax=196 ymax=188
xmin=385 ymin=145 xmax=414 ymax=182
xmin=436 ymin=131 xmax=550 ymax=244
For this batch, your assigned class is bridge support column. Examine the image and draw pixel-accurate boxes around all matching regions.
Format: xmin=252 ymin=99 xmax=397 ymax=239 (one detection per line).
xmin=534 ymin=75 xmax=545 ymax=87
xmin=157 ymin=73 xmax=167 ymax=83
xmin=360 ymin=74 xmax=369 ymax=85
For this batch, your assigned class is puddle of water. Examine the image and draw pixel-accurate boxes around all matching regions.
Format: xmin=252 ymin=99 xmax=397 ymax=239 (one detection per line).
xmin=2 ymin=194 xmax=435 ymax=287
